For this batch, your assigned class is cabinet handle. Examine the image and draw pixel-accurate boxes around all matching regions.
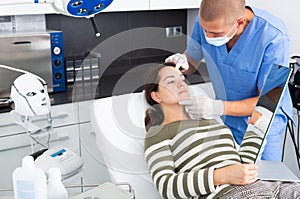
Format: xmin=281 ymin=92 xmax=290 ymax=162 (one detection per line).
xmin=90 ymin=131 xmax=96 ymax=135
xmin=13 ymin=41 xmax=32 ymax=45
xmin=0 ymin=133 xmax=70 ymax=152
xmin=0 ymin=113 xmax=69 ymax=129
xmin=31 ymin=113 xmax=69 ymax=123
xmin=52 ymin=113 xmax=69 ymax=119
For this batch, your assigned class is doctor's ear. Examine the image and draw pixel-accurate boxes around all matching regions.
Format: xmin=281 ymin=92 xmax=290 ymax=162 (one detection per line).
xmin=151 ymin=91 xmax=162 ymax=103
xmin=237 ymin=17 xmax=247 ymax=27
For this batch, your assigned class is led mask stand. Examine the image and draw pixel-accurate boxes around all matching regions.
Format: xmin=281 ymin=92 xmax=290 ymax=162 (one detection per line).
xmin=10 ymin=91 xmax=84 ymax=181
xmin=1 ymin=64 xmax=84 ymax=180
xmin=0 ymin=64 xmax=52 ymax=153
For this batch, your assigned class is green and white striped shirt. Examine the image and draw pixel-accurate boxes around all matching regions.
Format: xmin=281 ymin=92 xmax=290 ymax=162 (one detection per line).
xmin=144 ymin=119 xmax=263 ymax=199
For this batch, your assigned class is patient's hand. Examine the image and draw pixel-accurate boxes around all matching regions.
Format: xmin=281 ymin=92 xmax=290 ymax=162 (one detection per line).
xmin=213 ymin=162 xmax=257 ymax=185
xmin=248 ymin=110 xmax=262 ymax=125
xmin=249 ymin=106 xmax=273 ymax=133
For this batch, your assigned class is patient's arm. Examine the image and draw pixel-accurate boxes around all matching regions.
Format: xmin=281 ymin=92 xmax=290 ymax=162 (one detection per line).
xmin=145 ymin=141 xmax=257 ymax=198
xmin=238 ymin=130 xmax=264 ymax=162
xmin=145 ymin=142 xmax=217 ymax=198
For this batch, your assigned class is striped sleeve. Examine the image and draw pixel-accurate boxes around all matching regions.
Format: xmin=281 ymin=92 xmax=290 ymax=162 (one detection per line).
xmin=144 ymin=139 xmax=216 ymax=198
xmin=238 ymin=124 xmax=265 ymax=163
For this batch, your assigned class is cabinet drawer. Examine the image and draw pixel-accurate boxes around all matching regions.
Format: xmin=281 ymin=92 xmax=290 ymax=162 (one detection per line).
xmin=150 ymin=0 xmax=201 ymax=10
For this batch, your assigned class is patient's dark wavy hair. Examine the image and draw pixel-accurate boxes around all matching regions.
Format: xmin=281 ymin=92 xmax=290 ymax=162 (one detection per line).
xmin=144 ymin=62 xmax=176 ymax=131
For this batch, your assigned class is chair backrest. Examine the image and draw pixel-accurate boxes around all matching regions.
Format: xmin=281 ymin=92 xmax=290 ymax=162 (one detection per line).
xmin=90 ymin=83 xmax=214 ymax=199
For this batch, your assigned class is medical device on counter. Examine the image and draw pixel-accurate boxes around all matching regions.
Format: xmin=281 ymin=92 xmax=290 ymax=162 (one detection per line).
xmin=0 ymin=30 xmax=66 ymax=99
xmin=35 ymin=146 xmax=84 ymax=180
xmin=1 ymin=64 xmax=84 ymax=180
xmin=0 ymin=0 xmax=114 ymax=36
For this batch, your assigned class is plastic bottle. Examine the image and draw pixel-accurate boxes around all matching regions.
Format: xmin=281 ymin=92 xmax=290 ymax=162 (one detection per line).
xmin=12 ymin=156 xmax=47 ymax=199
xmin=47 ymin=167 xmax=68 ymax=199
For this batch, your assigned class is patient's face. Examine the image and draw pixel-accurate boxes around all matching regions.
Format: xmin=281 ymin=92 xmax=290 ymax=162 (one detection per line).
xmin=156 ymin=66 xmax=190 ymax=104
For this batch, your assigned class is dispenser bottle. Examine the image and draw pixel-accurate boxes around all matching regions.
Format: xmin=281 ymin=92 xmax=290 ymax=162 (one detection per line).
xmin=47 ymin=167 xmax=68 ymax=199
xmin=12 ymin=156 xmax=47 ymax=199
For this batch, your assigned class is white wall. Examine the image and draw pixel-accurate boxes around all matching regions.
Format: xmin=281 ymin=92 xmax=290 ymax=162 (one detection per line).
xmin=187 ymin=9 xmax=198 ymax=37
xmin=246 ymin=0 xmax=300 ymax=55
xmin=188 ymin=0 xmax=300 ymax=54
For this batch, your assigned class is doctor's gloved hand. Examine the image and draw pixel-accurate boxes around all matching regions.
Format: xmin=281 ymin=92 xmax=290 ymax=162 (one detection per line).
xmin=165 ymin=53 xmax=189 ymax=70
xmin=180 ymin=96 xmax=224 ymax=119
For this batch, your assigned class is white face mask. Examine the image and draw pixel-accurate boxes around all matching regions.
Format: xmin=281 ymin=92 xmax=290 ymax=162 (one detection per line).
xmin=11 ymin=74 xmax=50 ymax=116
xmin=204 ymin=22 xmax=238 ymax=46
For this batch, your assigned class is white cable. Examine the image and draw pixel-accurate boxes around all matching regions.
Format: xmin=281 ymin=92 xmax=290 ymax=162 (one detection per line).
xmin=0 ymin=64 xmax=47 ymax=85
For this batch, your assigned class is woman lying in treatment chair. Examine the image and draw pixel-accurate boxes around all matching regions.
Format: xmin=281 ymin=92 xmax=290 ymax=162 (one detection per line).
xmin=143 ymin=63 xmax=300 ymax=199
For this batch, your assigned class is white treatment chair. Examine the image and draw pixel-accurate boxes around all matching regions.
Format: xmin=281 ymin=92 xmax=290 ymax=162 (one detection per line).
xmin=90 ymin=83 xmax=215 ymax=199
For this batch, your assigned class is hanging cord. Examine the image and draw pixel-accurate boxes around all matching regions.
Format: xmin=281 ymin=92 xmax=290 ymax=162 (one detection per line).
xmin=29 ymin=124 xmax=53 ymax=149
xmin=30 ymin=133 xmax=49 ymax=149
xmin=27 ymin=113 xmax=53 ymax=150
xmin=90 ymin=17 xmax=101 ymax=37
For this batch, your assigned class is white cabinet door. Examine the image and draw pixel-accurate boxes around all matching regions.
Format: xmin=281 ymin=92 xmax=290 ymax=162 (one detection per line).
xmin=150 ymin=0 xmax=201 ymax=10
xmin=79 ymin=122 xmax=111 ymax=186
xmin=0 ymin=0 xmax=149 ymax=16
xmin=0 ymin=4 xmax=57 ymax=16
xmin=103 ymin=0 xmax=149 ymax=12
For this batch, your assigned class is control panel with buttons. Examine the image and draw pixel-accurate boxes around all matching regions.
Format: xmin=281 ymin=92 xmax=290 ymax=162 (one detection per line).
xmin=50 ymin=31 xmax=66 ymax=92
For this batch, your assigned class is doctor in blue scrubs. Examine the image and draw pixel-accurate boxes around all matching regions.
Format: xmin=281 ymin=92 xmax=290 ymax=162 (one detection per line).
xmin=166 ymin=0 xmax=294 ymax=160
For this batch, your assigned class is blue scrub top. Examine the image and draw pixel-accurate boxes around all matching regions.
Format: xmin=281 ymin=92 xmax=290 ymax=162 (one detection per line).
xmin=186 ymin=6 xmax=294 ymax=159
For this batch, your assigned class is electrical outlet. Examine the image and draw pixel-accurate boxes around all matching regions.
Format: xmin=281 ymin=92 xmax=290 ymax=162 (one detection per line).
xmin=174 ymin=26 xmax=182 ymax=37
xmin=165 ymin=26 xmax=183 ymax=37
xmin=165 ymin=27 xmax=174 ymax=38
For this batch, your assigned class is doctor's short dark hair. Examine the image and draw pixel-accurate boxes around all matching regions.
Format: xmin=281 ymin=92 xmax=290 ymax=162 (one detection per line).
xmin=143 ymin=62 xmax=176 ymax=131
xmin=200 ymin=0 xmax=245 ymax=25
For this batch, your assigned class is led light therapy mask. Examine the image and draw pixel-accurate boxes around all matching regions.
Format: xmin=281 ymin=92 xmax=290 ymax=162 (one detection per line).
xmin=204 ymin=22 xmax=238 ymax=46
xmin=11 ymin=74 xmax=51 ymax=116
